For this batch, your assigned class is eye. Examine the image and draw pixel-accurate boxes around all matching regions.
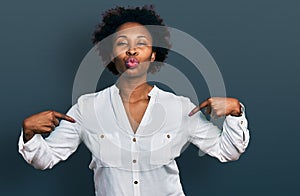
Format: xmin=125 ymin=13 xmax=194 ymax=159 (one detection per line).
xmin=116 ymin=42 xmax=128 ymax=46
xmin=137 ymin=42 xmax=147 ymax=46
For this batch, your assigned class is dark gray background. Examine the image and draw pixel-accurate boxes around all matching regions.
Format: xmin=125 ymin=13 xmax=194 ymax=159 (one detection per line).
xmin=1 ymin=0 xmax=299 ymax=195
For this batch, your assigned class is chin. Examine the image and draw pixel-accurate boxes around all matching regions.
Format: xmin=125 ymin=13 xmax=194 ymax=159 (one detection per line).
xmin=120 ymin=69 xmax=147 ymax=78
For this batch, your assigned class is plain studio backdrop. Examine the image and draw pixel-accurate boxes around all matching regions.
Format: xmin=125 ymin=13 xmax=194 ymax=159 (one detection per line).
xmin=0 ymin=0 xmax=299 ymax=195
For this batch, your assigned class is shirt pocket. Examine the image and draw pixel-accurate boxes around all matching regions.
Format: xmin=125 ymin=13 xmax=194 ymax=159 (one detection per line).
xmin=150 ymin=132 xmax=175 ymax=165
xmin=98 ymin=132 xmax=122 ymax=167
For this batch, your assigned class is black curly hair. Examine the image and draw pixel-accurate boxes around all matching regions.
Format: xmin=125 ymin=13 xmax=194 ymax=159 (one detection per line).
xmin=92 ymin=5 xmax=171 ymax=75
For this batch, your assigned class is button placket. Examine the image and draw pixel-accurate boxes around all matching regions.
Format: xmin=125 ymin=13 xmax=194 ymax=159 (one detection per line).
xmin=131 ymin=136 xmax=138 ymax=169
xmin=131 ymin=141 xmax=139 ymax=170
xmin=131 ymin=135 xmax=140 ymax=196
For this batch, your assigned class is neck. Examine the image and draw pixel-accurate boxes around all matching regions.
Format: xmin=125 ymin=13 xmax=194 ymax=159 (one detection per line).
xmin=116 ymin=76 xmax=152 ymax=102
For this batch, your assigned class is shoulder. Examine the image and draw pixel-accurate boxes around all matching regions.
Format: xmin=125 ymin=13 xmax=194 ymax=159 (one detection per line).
xmin=153 ymin=87 xmax=198 ymax=128
xmin=76 ymin=85 xmax=113 ymax=106
xmin=155 ymin=86 xmax=196 ymax=114
xmin=156 ymin=87 xmax=194 ymax=106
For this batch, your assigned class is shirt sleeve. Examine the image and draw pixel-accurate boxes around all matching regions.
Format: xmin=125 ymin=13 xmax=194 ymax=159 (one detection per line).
xmin=186 ymin=99 xmax=250 ymax=162
xmin=18 ymin=104 xmax=82 ymax=170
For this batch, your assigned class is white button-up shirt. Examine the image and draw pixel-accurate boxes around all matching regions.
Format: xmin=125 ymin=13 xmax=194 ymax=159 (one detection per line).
xmin=18 ymin=84 xmax=250 ymax=196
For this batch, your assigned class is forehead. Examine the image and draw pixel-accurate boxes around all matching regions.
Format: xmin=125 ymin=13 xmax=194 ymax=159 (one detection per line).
xmin=114 ymin=22 xmax=152 ymax=39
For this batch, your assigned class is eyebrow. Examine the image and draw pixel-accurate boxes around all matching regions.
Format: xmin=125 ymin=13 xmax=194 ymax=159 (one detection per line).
xmin=115 ymin=35 xmax=150 ymax=40
xmin=137 ymin=35 xmax=148 ymax=39
xmin=115 ymin=35 xmax=127 ymax=39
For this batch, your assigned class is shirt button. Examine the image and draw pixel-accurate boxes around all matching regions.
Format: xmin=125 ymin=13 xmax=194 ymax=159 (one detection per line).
xmin=132 ymin=137 xmax=136 ymax=142
xmin=167 ymin=134 xmax=170 ymax=139
xmin=133 ymin=159 xmax=137 ymax=163
xmin=134 ymin=181 xmax=138 ymax=184
xmin=100 ymin=134 xmax=104 ymax=139
xmin=240 ymin=120 xmax=244 ymax=125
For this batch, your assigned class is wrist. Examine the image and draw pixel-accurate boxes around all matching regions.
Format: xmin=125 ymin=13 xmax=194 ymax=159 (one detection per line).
xmin=23 ymin=129 xmax=35 ymax=143
xmin=22 ymin=120 xmax=35 ymax=143
xmin=230 ymin=101 xmax=242 ymax=117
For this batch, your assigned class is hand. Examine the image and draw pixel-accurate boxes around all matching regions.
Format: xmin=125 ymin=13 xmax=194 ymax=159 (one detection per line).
xmin=22 ymin=110 xmax=75 ymax=142
xmin=188 ymin=97 xmax=242 ymax=118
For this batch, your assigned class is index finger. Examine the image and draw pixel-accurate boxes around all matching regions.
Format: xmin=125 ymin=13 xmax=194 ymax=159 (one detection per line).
xmin=53 ymin=111 xmax=76 ymax=123
xmin=188 ymin=100 xmax=210 ymax=117
xmin=199 ymin=100 xmax=210 ymax=110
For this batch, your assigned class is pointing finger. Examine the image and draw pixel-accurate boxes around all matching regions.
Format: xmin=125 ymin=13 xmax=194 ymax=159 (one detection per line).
xmin=188 ymin=106 xmax=201 ymax=117
xmin=189 ymin=100 xmax=210 ymax=117
xmin=53 ymin=111 xmax=76 ymax=123
xmin=199 ymin=100 xmax=210 ymax=110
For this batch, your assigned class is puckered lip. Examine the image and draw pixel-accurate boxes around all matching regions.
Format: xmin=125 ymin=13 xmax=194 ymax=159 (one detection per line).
xmin=125 ymin=57 xmax=139 ymax=68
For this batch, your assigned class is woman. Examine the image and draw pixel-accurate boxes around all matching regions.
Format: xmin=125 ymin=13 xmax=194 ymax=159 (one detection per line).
xmin=19 ymin=5 xmax=250 ymax=196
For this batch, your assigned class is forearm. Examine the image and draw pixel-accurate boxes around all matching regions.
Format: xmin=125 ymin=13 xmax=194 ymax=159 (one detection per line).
xmin=19 ymin=121 xmax=81 ymax=170
xmin=19 ymin=104 xmax=82 ymax=169
xmin=188 ymin=105 xmax=250 ymax=162
xmin=22 ymin=127 xmax=35 ymax=143
xmin=215 ymin=114 xmax=250 ymax=162
xmin=18 ymin=132 xmax=61 ymax=170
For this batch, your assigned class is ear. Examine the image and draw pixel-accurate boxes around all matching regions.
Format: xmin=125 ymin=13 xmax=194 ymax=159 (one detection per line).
xmin=150 ymin=52 xmax=156 ymax=62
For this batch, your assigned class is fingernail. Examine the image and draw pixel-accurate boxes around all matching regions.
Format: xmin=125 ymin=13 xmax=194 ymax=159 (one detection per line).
xmin=68 ymin=116 xmax=76 ymax=123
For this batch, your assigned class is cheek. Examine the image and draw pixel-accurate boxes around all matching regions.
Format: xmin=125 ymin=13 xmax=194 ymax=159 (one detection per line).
xmin=140 ymin=48 xmax=153 ymax=59
xmin=111 ymin=49 xmax=120 ymax=62
xmin=113 ymin=57 xmax=124 ymax=68
xmin=111 ymin=48 xmax=125 ymax=63
xmin=112 ymin=46 xmax=128 ymax=56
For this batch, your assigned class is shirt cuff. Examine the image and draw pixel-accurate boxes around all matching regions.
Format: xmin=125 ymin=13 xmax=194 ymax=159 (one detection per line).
xmin=18 ymin=130 xmax=43 ymax=152
xmin=224 ymin=103 xmax=249 ymax=144
xmin=226 ymin=102 xmax=247 ymax=123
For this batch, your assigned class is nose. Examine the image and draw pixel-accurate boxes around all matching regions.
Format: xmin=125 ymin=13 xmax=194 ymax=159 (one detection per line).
xmin=126 ymin=48 xmax=138 ymax=56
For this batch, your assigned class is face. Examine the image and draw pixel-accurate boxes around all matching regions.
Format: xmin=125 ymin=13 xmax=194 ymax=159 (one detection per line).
xmin=111 ymin=22 xmax=156 ymax=78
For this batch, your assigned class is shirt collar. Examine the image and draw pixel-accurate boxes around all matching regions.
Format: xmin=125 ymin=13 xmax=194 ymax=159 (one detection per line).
xmin=111 ymin=83 xmax=159 ymax=98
